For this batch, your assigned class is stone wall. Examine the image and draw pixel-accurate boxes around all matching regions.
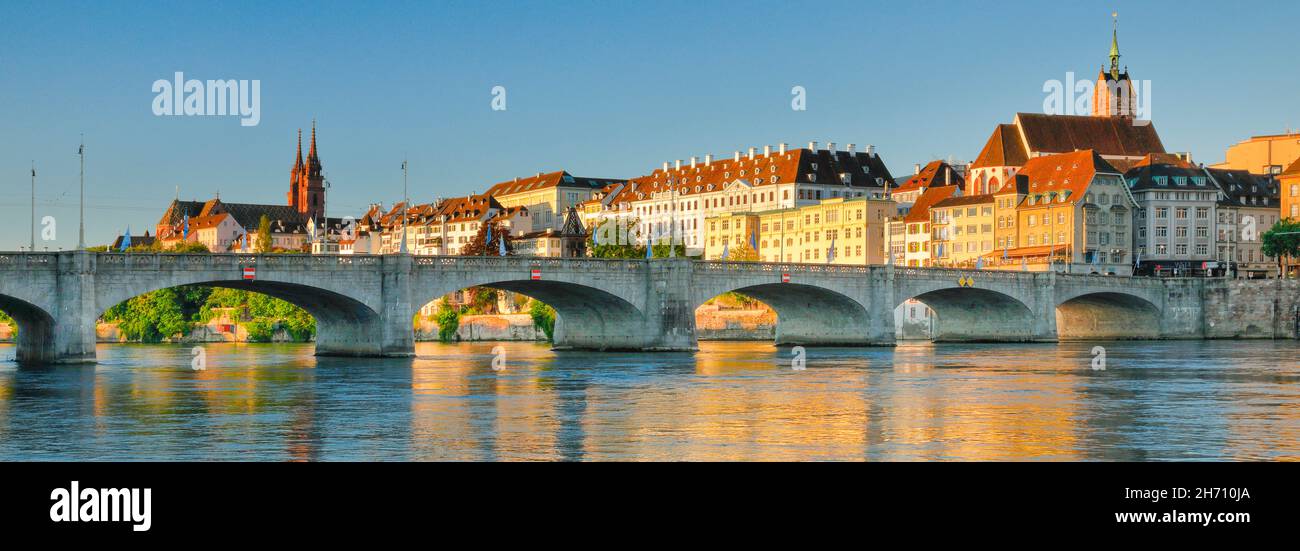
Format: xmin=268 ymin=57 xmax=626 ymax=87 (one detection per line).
xmin=416 ymin=314 xmax=546 ymax=342
xmin=696 ymin=307 xmax=775 ymax=341
xmin=1202 ymin=279 xmax=1300 ymax=339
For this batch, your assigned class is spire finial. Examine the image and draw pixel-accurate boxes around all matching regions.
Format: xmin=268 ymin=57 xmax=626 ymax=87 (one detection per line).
xmin=1109 ymin=11 xmax=1121 ymax=79
xmin=308 ymin=118 xmax=318 ymax=160
xmin=294 ymin=128 xmax=303 ymax=170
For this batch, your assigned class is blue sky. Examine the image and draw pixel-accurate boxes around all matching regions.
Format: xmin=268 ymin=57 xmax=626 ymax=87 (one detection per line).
xmin=2 ymin=0 xmax=1297 ymax=250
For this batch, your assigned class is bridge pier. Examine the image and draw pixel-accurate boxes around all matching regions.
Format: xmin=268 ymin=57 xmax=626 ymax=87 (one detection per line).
xmin=51 ymin=251 xmax=97 ymax=363
xmin=641 ymin=258 xmax=698 ymax=351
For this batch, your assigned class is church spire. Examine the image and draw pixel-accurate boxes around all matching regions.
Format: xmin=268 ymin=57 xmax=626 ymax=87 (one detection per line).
xmin=1109 ymin=11 xmax=1121 ymax=79
xmin=294 ymin=128 xmax=303 ymax=171
xmin=308 ymin=118 xmax=318 ymax=161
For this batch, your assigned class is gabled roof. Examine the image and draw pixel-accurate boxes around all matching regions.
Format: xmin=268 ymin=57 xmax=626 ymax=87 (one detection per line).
xmin=1282 ymin=156 xmax=1300 ymax=178
xmin=1014 ymin=113 xmax=1165 ymax=158
xmin=892 ymin=160 xmax=964 ymax=194
xmin=159 ymin=198 xmax=306 ymax=235
xmin=1123 ymin=159 xmax=1215 ymax=192
xmin=931 ymin=193 xmax=994 ymax=210
xmin=903 ymin=185 xmax=959 ymax=223
xmin=611 ymin=147 xmax=895 ymax=206
xmin=1206 ymin=168 xmax=1279 ymax=208
xmin=1015 ymin=150 xmax=1121 ymax=206
xmin=971 ymin=124 xmax=1029 ymax=169
xmin=485 ymin=171 xmax=625 ymax=198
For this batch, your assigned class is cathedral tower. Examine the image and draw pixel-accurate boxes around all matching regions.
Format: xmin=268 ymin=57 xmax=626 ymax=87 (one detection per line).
xmin=288 ymin=121 xmax=326 ymax=220
xmin=1092 ymin=13 xmax=1135 ymax=118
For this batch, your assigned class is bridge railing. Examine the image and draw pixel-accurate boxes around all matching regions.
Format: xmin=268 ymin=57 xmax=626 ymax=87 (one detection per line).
xmin=92 ymin=252 xmax=384 ymax=270
xmin=0 ymin=253 xmax=58 ymax=269
xmin=412 ymin=255 xmax=644 ymax=272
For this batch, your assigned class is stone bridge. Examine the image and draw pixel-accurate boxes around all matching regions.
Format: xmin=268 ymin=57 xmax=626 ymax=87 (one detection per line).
xmin=0 ymin=251 xmax=1231 ymax=363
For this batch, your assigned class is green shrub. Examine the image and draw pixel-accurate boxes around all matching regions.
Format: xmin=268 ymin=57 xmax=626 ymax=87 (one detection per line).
xmin=529 ymin=300 xmax=556 ymax=341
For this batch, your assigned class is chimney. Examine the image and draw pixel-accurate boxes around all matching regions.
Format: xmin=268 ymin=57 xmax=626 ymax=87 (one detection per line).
xmin=914 ymin=163 xmax=921 ymax=175
xmin=734 ymin=151 xmax=741 ymax=162
xmin=675 ymin=159 xmax=682 ymax=170
xmin=828 ymin=142 xmax=836 ymax=153
xmin=705 ymin=154 xmax=713 ymax=166
xmin=662 ymin=161 xmax=669 ymax=172
xmin=690 ymin=156 xmax=697 ymax=167
xmin=763 ymin=145 xmax=771 ymax=156
xmin=809 ymin=141 xmax=818 ymax=151
xmin=867 ymin=144 xmax=876 ymax=157
xmin=779 ymin=143 xmax=788 ymax=154
xmin=748 ymin=147 xmax=756 ymax=159
xmin=847 ymin=143 xmax=856 ymax=154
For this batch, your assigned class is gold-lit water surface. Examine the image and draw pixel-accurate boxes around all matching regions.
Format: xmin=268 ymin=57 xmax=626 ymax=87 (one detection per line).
xmin=1 ymin=340 xmax=1297 ymax=461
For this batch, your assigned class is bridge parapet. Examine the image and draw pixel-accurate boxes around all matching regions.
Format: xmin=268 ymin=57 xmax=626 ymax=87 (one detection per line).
xmin=0 ymin=253 xmax=58 ymax=270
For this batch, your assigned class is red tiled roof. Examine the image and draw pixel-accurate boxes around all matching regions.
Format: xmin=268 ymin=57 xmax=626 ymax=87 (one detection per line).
xmin=903 ymin=185 xmax=959 ymax=223
xmin=1014 ymin=113 xmax=1166 ymax=158
xmin=1014 ymin=150 xmax=1121 ymax=207
xmin=1282 ymin=155 xmax=1300 ymax=177
xmin=971 ymin=124 xmax=1029 ymax=169
xmin=485 ymin=171 xmax=623 ymax=198
xmin=609 ymin=148 xmax=895 ymax=206
xmin=891 ymin=160 xmax=964 ymax=194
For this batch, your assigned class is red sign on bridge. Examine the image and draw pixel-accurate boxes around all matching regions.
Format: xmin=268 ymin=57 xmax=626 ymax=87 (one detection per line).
xmin=242 ymin=267 xmax=256 ymax=281
xmin=530 ymin=268 xmax=541 ymax=281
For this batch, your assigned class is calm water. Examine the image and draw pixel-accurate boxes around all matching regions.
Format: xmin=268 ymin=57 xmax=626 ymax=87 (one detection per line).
xmin=0 ymin=340 xmax=1297 ymax=461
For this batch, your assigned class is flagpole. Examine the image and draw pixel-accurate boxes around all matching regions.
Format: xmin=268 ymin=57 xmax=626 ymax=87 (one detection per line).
xmin=400 ymin=158 xmax=409 ymax=254
xmin=30 ymin=161 xmax=36 ymax=252
xmin=78 ymin=135 xmax=85 ymax=250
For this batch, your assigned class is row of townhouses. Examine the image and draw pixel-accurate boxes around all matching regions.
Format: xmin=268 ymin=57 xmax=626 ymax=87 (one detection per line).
xmin=140 ymin=27 xmax=1297 ymax=281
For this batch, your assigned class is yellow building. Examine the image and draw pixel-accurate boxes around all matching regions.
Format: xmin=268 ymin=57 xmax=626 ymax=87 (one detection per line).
xmin=704 ymin=212 xmax=759 ymax=260
xmin=750 ymin=197 xmax=896 ymax=264
xmin=986 ymin=150 xmax=1135 ymax=274
xmin=1212 ymin=133 xmax=1300 ymax=175
xmin=930 ymin=195 xmax=995 ymax=267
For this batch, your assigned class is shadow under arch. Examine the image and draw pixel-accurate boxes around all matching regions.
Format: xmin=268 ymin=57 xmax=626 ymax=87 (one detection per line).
xmin=0 ymin=294 xmax=58 ymax=363
xmin=1056 ymin=292 xmax=1161 ymax=340
xmin=426 ymin=280 xmax=650 ymax=351
xmin=99 ymin=280 xmax=385 ymax=357
xmin=904 ymin=287 xmax=1040 ymax=342
xmin=704 ymin=283 xmax=875 ymax=346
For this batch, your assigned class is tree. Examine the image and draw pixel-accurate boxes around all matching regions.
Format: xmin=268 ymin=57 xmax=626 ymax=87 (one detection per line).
xmin=256 ymin=214 xmax=273 ymax=253
xmin=727 ymin=242 xmax=761 ymax=262
xmin=1262 ymin=218 xmax=1300 ymax=278
xmin=460 ymin=221 xmax=511 ymax=257
xmin=587 ymin=217 xmax=646 ymax=259
xmin=435 ymin=300 xmax=460 ymax=342
xmin=529 ymin=300 xmax=556 ymax=341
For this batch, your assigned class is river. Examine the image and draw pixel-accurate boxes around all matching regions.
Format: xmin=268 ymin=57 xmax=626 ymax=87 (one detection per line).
xmin=1 ymin=340 xmax=1296 ymax=461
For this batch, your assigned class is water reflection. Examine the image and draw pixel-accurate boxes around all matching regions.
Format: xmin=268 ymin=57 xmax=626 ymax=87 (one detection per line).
xmin=0 ymin=339 xmax=1296 ymax=461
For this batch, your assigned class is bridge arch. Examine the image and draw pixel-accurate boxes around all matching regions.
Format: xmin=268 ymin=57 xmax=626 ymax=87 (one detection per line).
xmin=0 ymin=294 xmax=59 ymax=363
xmin=695 ymin=282 xmax=874 ymax=346
xmin=412 ymin=259 xmax=652 ymax=350
xmin=97 ymin=279 xmax=386 ymax=356
xmin=898 ymin=286 xmax=1040 ymax=342
xmin=1055 ymin=291 xmax=1162 ymax=340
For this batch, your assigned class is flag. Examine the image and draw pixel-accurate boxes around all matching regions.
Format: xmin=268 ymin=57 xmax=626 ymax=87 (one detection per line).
xmin=242 ymin=233 xmax=248 ymax=252
xmin=119 ymin=227 xmax=131 ymax=251
xmin=182 ymin=214 xmax=189 ymax=239
xmin=749 ymin=231 xmax=758 ymax=253
xmin=486 ymin=223 xmax=493 ymax=248
xmin=721 ymin=241 xmax=729 ymax=260
xmin=976 ymin=257 xmax=984 ymax=270
xmin=78 ymin=144 xmax=83 ymax=155
xmin=1002 ymin=245 xmax=1008 ymax=261
xmin=827 ymin=236 xmax=836 ymax=263
xmin=498 ymin=231 xmax=507 ymax=256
